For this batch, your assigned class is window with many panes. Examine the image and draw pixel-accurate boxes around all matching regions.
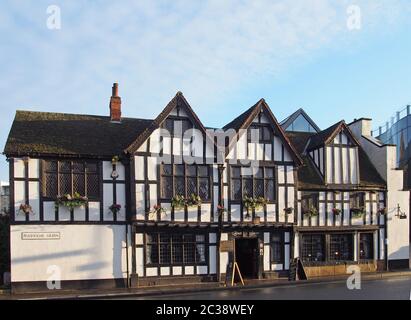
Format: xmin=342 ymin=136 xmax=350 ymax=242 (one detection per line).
xmin=146 ymin=233 xmax=207 ymax=266
xmin=270 ymin=232 xmax=283 ymax=263
xmin=329 ymin=234 xmax=353 ymax=261
xmin=359 ymin=233 xmax=374 ymax=260
xmin=350 ymin=192 xmax=365 ymax=209
xmin=301 ymin=234 xmax=325 ymax=262
xmin=162 ymin=118 xmax=193 ymax=137
xmin=230 ymin=166 xmax=275 ymax=201
xmin=247 ymin=125 xmax=273 ymax=143
xmin=42 ymin=160 xmax=100 ymax=200
xmin=160 ymin=164 xmax=211 ymax=201
xmin=301 ymin=192 xmax=319 ymax=214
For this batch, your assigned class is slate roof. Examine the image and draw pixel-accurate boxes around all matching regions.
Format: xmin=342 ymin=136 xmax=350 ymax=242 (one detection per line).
xmin=4 ymin=111 xmax=153 ymax=158
xmin=286 ymin=131 xmax=386 ymax=189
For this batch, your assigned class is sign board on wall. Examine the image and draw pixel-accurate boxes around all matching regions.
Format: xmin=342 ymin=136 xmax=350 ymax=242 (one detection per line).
xmin=220 ymin=240 xmax=234 ymax=252
xmin=21 ymin=232 xmax=61 ymax=240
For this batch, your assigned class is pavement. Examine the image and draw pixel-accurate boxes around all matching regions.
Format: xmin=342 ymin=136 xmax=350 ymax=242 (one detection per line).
xmin=1 ymin=270 xmax=411 ymax=300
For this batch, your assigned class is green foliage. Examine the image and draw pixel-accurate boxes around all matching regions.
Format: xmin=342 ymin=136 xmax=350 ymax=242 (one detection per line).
xmin=55 ymin=192 xmax=88 ymax=210
xmin=243 ymin=196 xmax=268 ymax=211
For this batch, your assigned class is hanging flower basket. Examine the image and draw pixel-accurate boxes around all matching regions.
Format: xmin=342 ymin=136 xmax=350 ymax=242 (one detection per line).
xmin=284 ymin=207 xmax=294 ymax=215
xmin=149 ymin=204 xmax=167 ymax=219
xmin=19 ymin=203 xmax=33 ymax=216
xmin=55 ymin=193 xmax=88 ymax=209
xmin=351 ymin=207 xmax=365 ymax=218
xmin=109 ymin=204 xmax=122 ymax=215
xmin=332 ymin=208 xmax=342 ymax=215
xmin=303 ymin=206 xmax=318 ymax=217
xmin=378 ymin=207 xmax=387 ymax=215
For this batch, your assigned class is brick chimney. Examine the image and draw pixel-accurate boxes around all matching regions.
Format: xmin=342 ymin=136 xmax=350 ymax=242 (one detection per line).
xmin=109 ymin=83 xmax=121 ymax=122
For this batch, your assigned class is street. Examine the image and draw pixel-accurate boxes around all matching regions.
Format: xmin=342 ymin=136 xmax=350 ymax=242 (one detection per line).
xmin=123 ymin=276 xmax=411 ymax=300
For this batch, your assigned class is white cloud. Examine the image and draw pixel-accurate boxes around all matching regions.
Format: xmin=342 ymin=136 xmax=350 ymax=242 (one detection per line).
xmin=0 ymin=0 xmax=410 ymax=179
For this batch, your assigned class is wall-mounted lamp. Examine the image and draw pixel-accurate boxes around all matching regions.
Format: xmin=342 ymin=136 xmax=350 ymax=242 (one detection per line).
xmin=395 ymin=204 xmax=407 ymax=220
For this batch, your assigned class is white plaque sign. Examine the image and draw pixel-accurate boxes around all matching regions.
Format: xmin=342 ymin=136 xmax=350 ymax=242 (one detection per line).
xmin=21 ymin=232 xmax=61 ymax=240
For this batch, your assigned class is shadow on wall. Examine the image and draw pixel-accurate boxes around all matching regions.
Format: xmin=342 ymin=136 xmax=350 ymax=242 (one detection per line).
xmin=388 ymin=245 xmax=411 ymax=270
xmin=0 ymin=215 xmax=10 ymax=285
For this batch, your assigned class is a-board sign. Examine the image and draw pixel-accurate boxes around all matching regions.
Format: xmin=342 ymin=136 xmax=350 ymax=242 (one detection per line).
xmin=225 ymin=262 xmax=234 ymax=285
xmin=220 ymin=240 xmax=234 ymax=252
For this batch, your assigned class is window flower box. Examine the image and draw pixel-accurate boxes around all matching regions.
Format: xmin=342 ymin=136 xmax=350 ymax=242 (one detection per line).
xmin=243 ymin=196 xmax=268 ymax=211
xmin=350 ymin=207 xmax=365 ymax=218
xmin=55 ymin=193 xmax=88 ymax=209
xmin=303 ymin=206 xmax=318 ymax=217
xmin=149 ymin=204 xmax=167 ymax=219
xmin=378 ymin=207 xmax=387 ymax=215
xmin=186 ymin=194 xmax=202 ymax=207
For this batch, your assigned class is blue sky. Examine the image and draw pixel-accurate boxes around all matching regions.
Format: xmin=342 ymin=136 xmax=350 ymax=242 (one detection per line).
xmin=0 ymin=0 xmax=411 ymax=181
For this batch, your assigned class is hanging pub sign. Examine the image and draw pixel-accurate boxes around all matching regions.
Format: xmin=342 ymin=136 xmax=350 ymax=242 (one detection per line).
xmin=220 ymin=240 xmax=234 ymax=252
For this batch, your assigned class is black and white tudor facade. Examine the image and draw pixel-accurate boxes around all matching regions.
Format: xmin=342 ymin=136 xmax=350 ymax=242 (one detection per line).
xmin=4 ymin=85 xmax=410 ymax=292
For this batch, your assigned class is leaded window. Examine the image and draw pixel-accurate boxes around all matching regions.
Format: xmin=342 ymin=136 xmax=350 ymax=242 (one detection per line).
xmin=350 ymin=192 xmax=365 ymax=209
xmin=301 ymin=192 xmax=319 ymax=214
xmin=145 ymin=233 xmax=208 ymax=266
xmin=270 ymin=232 xmax=283 ymax=263
xmin=329 ymin=234 xmax=354 ymax=261
xmin=359 ymin=233 xmax=374 ymax=260
xmin=42 ymin=160 xmax=100 ymax=200
xmin=160 ymin=164 xmax=211 ymax=201
xmin=161 ymin=118 xmax=193 ymax=137
xmin=230 ymin=166 xmax=275 ymax=201
xmin=247 ymin=125 xmax=273 ymax=143
xmin=301 ymin=234 xmax=325 ymax=262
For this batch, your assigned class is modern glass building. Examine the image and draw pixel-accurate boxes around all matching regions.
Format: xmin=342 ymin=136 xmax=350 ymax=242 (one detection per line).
xmin=375 ymin=105 xmax=411 ymax=189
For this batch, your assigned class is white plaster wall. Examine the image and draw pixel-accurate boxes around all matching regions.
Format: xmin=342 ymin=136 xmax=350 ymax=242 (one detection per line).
xmin=11 ymin=225 xmax=129 ymax=282
xmin=349 ymin=120 xmax=410 ymax=262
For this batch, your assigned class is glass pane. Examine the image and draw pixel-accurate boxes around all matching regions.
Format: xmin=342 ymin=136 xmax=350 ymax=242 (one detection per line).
xmin=187 ymin=177 xmax=197 ymax=197
xmin=161 ymin=176 xmax=173 ymax=198
xmin=86 ymin=174 xmax=99 ymax=198
xmin=184 ymin=234 xmax=195 ymax=242
xmin=196 ymin=235 xmax=205 ymax=242
xmin=44 ymin=173 xmax=57 ymax=198
xmin=199 ymin=178 xmax=210 ymax=200
xmin=73 ymin=174 xmax=85 ymax=196
xmin=59 ymin=161 xmax=71 ymax=173
xmin=254 ymin=168 xmax=263 ymax=178
xmin=146 ymin=244 xmax=158 ymax=264
xmin=86 ymin=162 xmax=98 ymax=173
xmin=184 ymin=243 xmax=195 ymax=264
xmin=243 ymin=178 xmax=253 ymax=197
xmin=59 ymin=173 xmax=71 ymax=195
xmin=160 ymin=234 xmax=170 ymax=242
xmin=231 ymin=167 xmax=240 ymax=178
xmin=159 ymin=244 xmax=170 ymax=264
xmin=198 ymin=166 xmax=208 ymax=177
xmin=162 ymin=164 xmax=172 ymax=175
xmin=186 ymin=165 xmax=196 ymax=176
xmin=231 ymin=179 xmax=241 ymax=200
xmin=254 ymin=179 xmax=264 ymax=197
xmin=172 ymin=243 xmax=183 ymax=264
xmin=265 ymin=167 xmax=274 ymax=178
xmin=263 ymin=127 xmax=271 ymax=141
xmin=174 ymin=177 xmax=185 ymax=196
xmin=44 ymin=161 xmax=57 ymax=172
xmin=196 ymin=244 xmax=206 ymax=263
xmin=265 ymin=180 xmax=275 ymax=201
xmin=73 ymin=162 xmax=84 ymax=173
xmin=175 ymin=165 xmax=184 ymax=176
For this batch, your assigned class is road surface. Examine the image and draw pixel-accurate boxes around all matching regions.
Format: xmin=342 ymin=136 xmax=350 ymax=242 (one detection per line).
xmin=120 ymin=276 xmax=411 ymax=300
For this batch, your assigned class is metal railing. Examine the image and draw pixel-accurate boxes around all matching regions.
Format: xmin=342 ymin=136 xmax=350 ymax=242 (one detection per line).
xmin=371 ymin=104 xmax=411 ymax=137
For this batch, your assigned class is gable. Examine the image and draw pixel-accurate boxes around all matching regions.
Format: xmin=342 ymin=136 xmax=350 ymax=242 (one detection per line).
xmin=281 ymin=108 xmax=320 ymax=133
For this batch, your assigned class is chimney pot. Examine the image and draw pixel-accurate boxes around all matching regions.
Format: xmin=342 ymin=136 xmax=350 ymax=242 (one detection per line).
xmin=112 ymin=83 xmax=119 ymax=97
xmin=109 ymin=82 xmax=121 ymax=122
